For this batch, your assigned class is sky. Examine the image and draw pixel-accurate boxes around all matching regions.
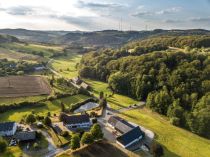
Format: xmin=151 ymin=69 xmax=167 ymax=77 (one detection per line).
xmin=0 ymin=0 xmax=210 ymax=31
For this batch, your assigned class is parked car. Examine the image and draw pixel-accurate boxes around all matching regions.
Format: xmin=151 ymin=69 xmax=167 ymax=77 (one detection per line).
xmin=9 ymin=139 xmax=17 ymax=146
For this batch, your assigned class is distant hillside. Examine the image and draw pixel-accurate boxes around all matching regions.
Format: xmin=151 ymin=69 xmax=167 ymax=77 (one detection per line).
xmin=0 ymin=34 xmax=19 ymax=43
xmin=0 ymin=29 xmax=69 ymax=43
xmin=1 ymin=29 xmax=210 ymax=47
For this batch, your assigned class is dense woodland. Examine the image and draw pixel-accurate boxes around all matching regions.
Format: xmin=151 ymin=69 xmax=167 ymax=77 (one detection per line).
xmin=79 ymin=36 xmax=210 ymax=138
xmin=0 ymin=59 xmax=41 ymax=76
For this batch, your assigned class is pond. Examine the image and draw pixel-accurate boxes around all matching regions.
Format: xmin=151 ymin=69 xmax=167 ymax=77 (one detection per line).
xmin=74 ymin=102 xmax=100 ymax=113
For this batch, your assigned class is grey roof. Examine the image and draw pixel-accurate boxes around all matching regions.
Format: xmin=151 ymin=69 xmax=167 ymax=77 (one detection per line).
xmin=15 ymin=131 xmax=36 ymax=141
xmin=0 ymin=122 xmax=16 ymax=132
xmin=63 ymin=114 xmax=90 ymax=125
xmin=116 ymin=126 xmax=144 ymax=147
xmin=72 ymin=77 xmax=82 ymax=84
xmin=108 ymin=116 xmax=134 ymax=134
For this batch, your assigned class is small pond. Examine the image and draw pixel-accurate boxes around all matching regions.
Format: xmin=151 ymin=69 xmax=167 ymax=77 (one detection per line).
xmin=74 ymin=102 xmax=100 ymax=113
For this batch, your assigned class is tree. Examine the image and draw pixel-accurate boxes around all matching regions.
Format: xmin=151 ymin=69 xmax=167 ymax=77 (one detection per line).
xmin=90 ymin=124 xmax=103 ymax=140
xmin=99 ymin=91 xmax=104 ymax=99
xmin=81 ymin=132 xmax=94 ymax=145
xmin=26 ymin=114 xmax=36 ymax=124
xmin=71 ymin=134 xmax=80 ymax=150
xmin=99 ymin=98 xmax=107 ymax=108
xmin=60 ymin=102 xmax=65 ymax=112
xmin=152 ymin=143 xmax=164 ymax=157
xmin=44 ymin=116 xmax=52 ymax=126
xmin=0 ymin=137 xmax=7 ymax=153
xmin=59 ymin=113 xmax=66 ymax=122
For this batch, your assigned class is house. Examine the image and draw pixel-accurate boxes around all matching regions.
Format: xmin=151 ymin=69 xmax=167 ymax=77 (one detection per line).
xmin=116 ymin=126 xmax=144 ymax=149
xmin=72 ymin=77 xmax=82 ymax=85
xmin=34 ymin=66 xmax=46 ymax=71
xmin=52 ymin=124 xmax=63 ymax=135
xmin=0 ymin=122 xmax=17 ymax=136
xmin=63 ymin=114 xmax=91 ymax=129
xmin=80 ymin=82 xmax=90 ymax=90
xmin=15 ymin=131 xmax=36 ymax=142
xmin=107 ymin=116 xmax=135 ymax=134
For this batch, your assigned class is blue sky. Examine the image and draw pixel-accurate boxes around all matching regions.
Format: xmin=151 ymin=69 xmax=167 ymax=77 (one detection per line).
xmin=0 ymin=0 xmax=210 ymax=31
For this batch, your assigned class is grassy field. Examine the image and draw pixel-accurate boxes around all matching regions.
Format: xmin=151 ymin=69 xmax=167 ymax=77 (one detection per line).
xmin=0 ymin=43 xmax=63 ymax=58
xmin=84 ymin=79 xmax=139 ymax=110
xmin=119 ymin=109 xmax=210 ymax=157
xmin=0 ymin=94 xmax=89 ymax=122
xmin=50 ymin=53 xmax=82 ymax=78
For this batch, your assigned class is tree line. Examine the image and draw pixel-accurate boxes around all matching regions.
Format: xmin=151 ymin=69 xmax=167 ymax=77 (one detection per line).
xmin=79 ymin=39 xmax=210 ymax=138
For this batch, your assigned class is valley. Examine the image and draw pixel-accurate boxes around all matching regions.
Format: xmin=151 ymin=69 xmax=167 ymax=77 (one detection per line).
xmin=0 ymin=29 xmax=210 ymax=157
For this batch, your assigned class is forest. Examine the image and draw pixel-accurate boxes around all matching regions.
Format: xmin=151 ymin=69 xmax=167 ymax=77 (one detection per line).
xmin=79 ymin=36 xmax=210 ymax=138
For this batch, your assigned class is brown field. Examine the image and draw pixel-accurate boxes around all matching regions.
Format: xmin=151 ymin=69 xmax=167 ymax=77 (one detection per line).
xmin=57 ymin=141 xmax=139 ymax=157
xmin=0 ymin=76 xmax=51 ymax=97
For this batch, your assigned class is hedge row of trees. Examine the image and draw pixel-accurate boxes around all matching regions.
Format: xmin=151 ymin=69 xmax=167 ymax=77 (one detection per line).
xmin=0 ymin=59 xmax=41 ymax=76
xmin=79 ymin=47 xmax=210 ymax=138
xmin=0 ymin=102 xmax=45 ymax=113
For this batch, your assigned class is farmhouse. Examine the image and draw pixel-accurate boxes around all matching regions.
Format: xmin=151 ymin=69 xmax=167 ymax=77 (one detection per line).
xmin=72 ymin=76 xmax=82 ymax=85
xmin=63 ymin=114 xmax=92 ymax=129
xmin=80 ymin=82 xmax=90 ymax=90
xmin=0 ymin=122 xmax=17 ymax=136
xmin=108 ymin=116 xmax=135 ymax=134
xmin=15 ymin=131 xmax=36 ymax=142
xmin=116 ymin=126 xmax=144 ymax=149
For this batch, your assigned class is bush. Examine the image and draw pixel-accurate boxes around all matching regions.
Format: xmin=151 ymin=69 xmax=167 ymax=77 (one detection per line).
xmin=33 ymin=142 xmax=39 ymax=149
xmin=152 ymin=143 xmax=164 ymax=157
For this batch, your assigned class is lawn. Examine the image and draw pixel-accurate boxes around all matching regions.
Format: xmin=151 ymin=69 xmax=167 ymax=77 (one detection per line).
xmin=0 ymin=94 xmax=89 ymax=122
xmin=119 ymin=109 xmax=210 ymax=157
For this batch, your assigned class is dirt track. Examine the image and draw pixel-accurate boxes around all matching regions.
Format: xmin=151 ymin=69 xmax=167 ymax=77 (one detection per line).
xmin=0 ymin=75 xmax=51 ymax=97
